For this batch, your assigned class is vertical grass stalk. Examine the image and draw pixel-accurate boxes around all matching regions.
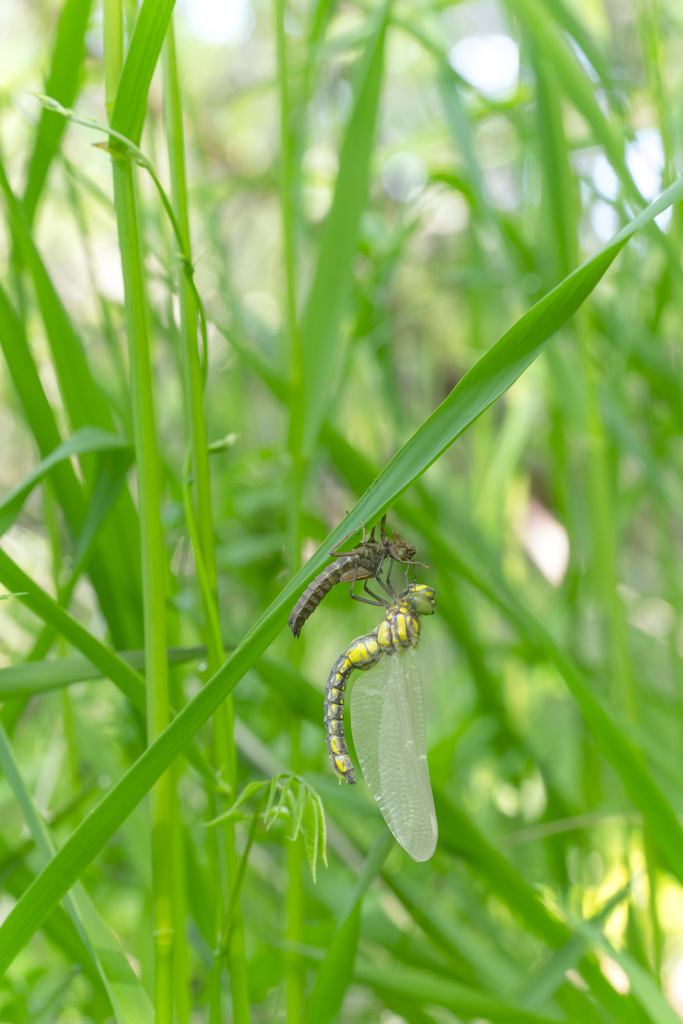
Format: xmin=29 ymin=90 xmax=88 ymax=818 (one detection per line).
xmin=275 ymin=1 xmax=305 ymax=1018
xmin=104 ymin=4 xmax=174 ymax=1018
xmin=162 ymin=22 xmax=249 ymax=1022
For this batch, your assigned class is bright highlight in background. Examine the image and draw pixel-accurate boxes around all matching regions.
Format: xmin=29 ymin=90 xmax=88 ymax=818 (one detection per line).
xmin=381 ymin=152 xmax=428 ymax=203
xmin=520 ymin=499 xmax=570 ymax=587
xmin=448 ymin=34 xmax=519 ymax=100
xmin=178 ymin=0 xmax=254 ymax=45
xmin=627 ymin=128 xmax=664 ymax=201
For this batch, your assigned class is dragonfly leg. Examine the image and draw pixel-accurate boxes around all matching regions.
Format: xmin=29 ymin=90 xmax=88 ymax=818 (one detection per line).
xmin=374 ymin=558 xmax=398 ymax=600
xmin=360 ymin=521 xmax=378 ymax=544
xmin=403 ymin=563 xmax=417 ymax=588
xmin=349 ymin=565 xmax=386 ymax=606
xmin=361 ymin=579 xmax=389 ymax=605
xmin=330 ymin=520 xmax=375 ymax=557
xmin=330 ymin=525 xmax=357 ymax=556
xmin=351 ymin=590 xmax=386 ymax=606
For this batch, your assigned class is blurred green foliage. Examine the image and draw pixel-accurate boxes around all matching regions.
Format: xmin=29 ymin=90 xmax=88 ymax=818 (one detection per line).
xmin=1 ymin=0 xmax=683 ymax=1021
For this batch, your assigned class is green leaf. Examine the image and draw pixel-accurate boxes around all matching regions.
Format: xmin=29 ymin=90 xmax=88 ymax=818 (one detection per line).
xmin=0 ymin=723 xmax=153 ymax=1024
xmin=0 ymin=647 xmax=205 ymax=699
xmin=432 ymin=792 xmax=634 ymax=1020
xmin=575 ymin=916 xmax=680 ymax=1024
xmin=0 ymin=161 xmax=113 ymax=434
xmin=300 ymin=0 xmax=389 ymax=452
xmin=511 ymin=0 xmax=634 ymax=199
xmin=302 ymin=795 xmax=324 ymax=882
xmin=206 ymin=781 xmax=268 ymax=827
xmin=0 ymin=279 xmax=87 ymax=525
xmin=23 ymin=0 xmax=94 ymax=224
xmin=303 ymin=904 xmax=361 ymax=1024
xmin=0 ymin=546 xmax=146 ymax=713
xmin=356 ymin=961 xmax=566 ymax=1024
xmin=0 ymin=427 xmax=132 ymax=538
xmin=111 ymin=0 xmax=177 ymax=145
xmin=384 ymin=871 xmax=522 ymax=995
xmin=0 ymin=163 xmax=143 ymax=649
xmin=517 ymin=883 xmax=632 ymax=1010
xmin=70 ymin=450 xmax=135 ymax=574
xmin=423 ymin=511 xmax=683 ymax=889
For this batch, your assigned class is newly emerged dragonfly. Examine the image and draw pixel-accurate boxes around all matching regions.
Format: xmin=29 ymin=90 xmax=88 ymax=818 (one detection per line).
xmin=324 ymin=579 xmax=438 ymax=862
xmin=289 ymin=515 xmax=424 ymax=638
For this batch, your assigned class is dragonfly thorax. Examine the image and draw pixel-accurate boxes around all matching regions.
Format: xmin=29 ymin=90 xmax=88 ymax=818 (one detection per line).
xmin=377 ymin=605 xmax=421 ymax=649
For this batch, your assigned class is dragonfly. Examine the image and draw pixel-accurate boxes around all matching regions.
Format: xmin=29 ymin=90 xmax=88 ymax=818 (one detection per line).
xmin=324 ymin=578 xmax=438 ymax=862
xmin=288 ymin=514 xmax=425 ymax=638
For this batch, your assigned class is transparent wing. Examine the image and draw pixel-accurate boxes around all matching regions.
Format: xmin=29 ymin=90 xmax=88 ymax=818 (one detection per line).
xmin=350 ymin=648 xmax=437 ymax=862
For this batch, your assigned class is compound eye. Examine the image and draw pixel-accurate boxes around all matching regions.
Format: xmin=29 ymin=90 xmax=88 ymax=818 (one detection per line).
xmin=408 ymin=587 xmax=436 ymax=615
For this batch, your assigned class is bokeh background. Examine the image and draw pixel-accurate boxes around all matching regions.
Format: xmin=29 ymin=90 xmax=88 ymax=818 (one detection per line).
xmin=2 ymin=0 xmax=683 ymax=1021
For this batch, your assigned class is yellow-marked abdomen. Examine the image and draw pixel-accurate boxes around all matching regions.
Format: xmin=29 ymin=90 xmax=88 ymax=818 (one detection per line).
xmin=323 ymin=583 xmax=437 ymax=784
xmin=324 ymin=630 xmax=385 ymax=783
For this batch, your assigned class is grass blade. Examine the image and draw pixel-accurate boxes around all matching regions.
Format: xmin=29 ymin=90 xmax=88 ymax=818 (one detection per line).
xmin=303 ymin=904 xmax=361 ymax=1024
xmin=22 ymin=0 xmax=94 ymax=224
xmin=300 ymin=0 xmax=390 ymax=452
xmin=0 ymin=647 xmax=204 ymax=698
xmin=0 ymin=723 xmax=153 ymax=1024
xmin=0 ymin=426 xmax=131 ymax=537
xmin=0 ymin=547 xmax=146 ymax=711
xmin=111 ymin=0 xmax=176 ymax=144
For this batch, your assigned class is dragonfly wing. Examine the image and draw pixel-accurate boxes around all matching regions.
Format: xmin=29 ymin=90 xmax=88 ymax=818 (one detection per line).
xmin=350 ymin=649 xmax=437 ymax=861
xmin=338 ymin=566 xmax=375 ymax=582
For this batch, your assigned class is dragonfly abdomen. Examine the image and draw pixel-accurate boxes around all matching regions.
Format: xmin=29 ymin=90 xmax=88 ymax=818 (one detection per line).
xmin=289 ymin=558 xmax=353 ymax=638
xmin=324 ymin=631 xmax=384 ymax=784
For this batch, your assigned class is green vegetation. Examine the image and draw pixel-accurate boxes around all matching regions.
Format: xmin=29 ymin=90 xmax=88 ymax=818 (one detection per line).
xmin=1 ymin=0 xmax=683 ymax=1021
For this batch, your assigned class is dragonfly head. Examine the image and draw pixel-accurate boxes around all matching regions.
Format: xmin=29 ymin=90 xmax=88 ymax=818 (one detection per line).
xmin=380 ymin=516 xmax=418 ymax=562
xmin=403 ymin=583 xmax=436 ymax=616
xmin=390 ymin=532 xmax=418 ymax=561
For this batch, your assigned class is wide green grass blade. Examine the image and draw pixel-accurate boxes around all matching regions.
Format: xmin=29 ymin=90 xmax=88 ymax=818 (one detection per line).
xmin=575 ymin=918 xmax=681 ymax=1024
xmin=304 ymin=834 xmax=390 ymax=1024
xmin=0 ymin=547 xmax=146 ymax=711
xmin=0 ymin=426 xmax=131 ymax=537
xmin=332 ymin=176 xmax=683 ymax=530
xmin=423 ymin=515 xmax=683 ymax=887
xmin=0 ymin=724 xmax=153 ymax=1024
xmin=0 ymin=160 xmax=117 ymax=433
xmin=0 ymin=647 xmax=204 ymax=699
xmin=384 ymin=872 xmax=522 ymax=994
xmin=299 ymin=0 xmax=389 ymax=452
xmin=111 ymin=0 xmax=177 ymax=144
xmin=303 ymin=904 xmax=361 ymax=1024
xmin=511 ymin=0 xmax=634 ymax=199
xmin=0 ymin=280 xmax=87 ymax=524
xmin=0 ymin=159 xmax=143 ymax=647
xmin=22 ymin=0 xmax=94 ymax=224
xmin=0 ymin=174 xmax=680 ymax=975
xmin=517 ymin=886 xmax=630 ymax=1011
xmin=0 ymin=278 xmax=136 ymax=645
xmin=0 ymin=861 xmax=108 ymax=1002
xmin=353 ymin=961 xmax=565 ymax=1024
xmin=539 ymin=0 xmax=621 ymax=109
